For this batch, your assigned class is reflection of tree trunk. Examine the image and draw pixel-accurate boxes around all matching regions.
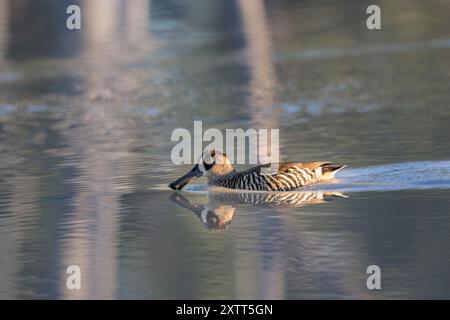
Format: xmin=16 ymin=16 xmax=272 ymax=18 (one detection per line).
xmin=82 ymin=0 xmax=152 ymax=101
xmin=59 ymin=0 xmax=150 ymax=299
xmin=238 ymin=0 xmax=277 ymax=128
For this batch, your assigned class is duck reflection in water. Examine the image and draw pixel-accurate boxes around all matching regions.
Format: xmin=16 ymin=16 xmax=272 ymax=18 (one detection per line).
xmin=170 ymin=190 xmax=347 ymax=230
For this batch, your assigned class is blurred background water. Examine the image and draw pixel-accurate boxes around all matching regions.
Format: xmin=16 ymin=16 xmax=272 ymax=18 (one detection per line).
xmin=0 ymin=0 xmax=450 ymax=299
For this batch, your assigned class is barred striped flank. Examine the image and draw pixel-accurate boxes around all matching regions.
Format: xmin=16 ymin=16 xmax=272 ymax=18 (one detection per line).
xmin=215 ymin=166 xmax=322 ymax=191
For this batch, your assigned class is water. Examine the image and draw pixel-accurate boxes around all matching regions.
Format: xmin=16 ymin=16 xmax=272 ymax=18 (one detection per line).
xmin=0 ymin=0 xmax=450 ymax=299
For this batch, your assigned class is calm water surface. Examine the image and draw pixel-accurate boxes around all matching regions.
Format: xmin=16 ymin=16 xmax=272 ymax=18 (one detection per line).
xmin=1 ymin=0 xmax=450 ymax=299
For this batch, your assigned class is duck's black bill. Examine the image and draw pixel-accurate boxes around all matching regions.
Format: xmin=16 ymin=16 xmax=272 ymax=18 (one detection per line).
xmin=169 ymin=164 xmax=203 ymax=190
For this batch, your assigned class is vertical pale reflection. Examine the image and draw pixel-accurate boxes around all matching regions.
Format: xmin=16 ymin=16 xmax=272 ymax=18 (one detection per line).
xmin=238 ymin=0 xmax=278 ymax=128
xmin=84 ymin=0 xmax=121 ymax=44
xmin=82 ymin=0 xmax=121 ymax=98
xmin=82 ymin=0 xmax=152 ymax=99
xmin=237 ymin=0 xmax=284 ymax=299
xmin=125 ymin=0 xmax=150 ymax=43
xmin=59 ymin=0 xmax=150 ymax=299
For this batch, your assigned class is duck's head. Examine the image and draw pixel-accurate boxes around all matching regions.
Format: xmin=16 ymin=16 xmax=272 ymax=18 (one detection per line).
xmin=169 ymin=149 xmax=234 ymax=190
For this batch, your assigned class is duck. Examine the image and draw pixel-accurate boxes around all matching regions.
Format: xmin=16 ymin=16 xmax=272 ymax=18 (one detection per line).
xmin=168 ymin=149 xmax=346 ymax=191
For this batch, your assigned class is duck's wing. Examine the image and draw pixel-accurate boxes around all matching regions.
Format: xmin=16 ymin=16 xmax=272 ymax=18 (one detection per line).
xmin=240 ymin=162 xmax=327 ymax=174
xmin=281 ymin=162 xmax=346 ymax=180
xmin=240 ymin=162 xmax=346 ymax=179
